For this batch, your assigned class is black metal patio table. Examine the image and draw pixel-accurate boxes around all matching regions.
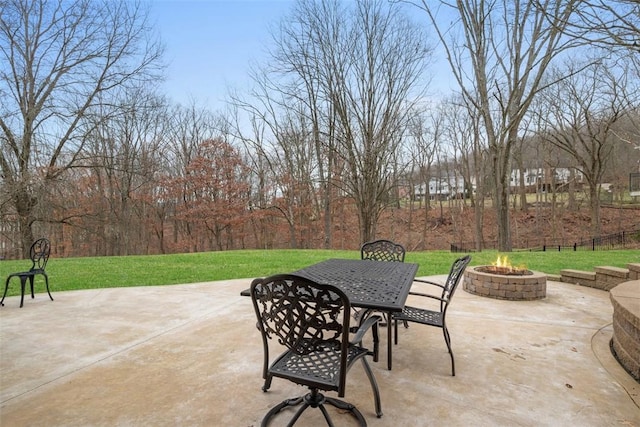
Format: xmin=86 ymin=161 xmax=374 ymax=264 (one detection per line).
xmin=243 ymin=258 xmax=418 ymax=369
xmin=294 ymin=258 xmax=417 ymax=311
xmin=275 ymin=258 xmax=418 ymax=370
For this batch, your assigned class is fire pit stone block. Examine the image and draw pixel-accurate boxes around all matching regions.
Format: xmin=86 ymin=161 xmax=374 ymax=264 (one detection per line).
xmin=464 ymin=267 xmax=547 ymax=301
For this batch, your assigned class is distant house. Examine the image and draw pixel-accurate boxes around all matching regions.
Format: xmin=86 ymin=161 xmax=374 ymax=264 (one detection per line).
xmin=509 ymin=167 xmax=584 ymax=192
xmin=510 ymin=168 xmax=543 ymax=187
xmin=414 ymin=175 xmax=473 ymax=201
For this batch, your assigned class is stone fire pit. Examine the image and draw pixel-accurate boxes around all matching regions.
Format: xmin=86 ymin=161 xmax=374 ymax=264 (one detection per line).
xmin=463 ymin=266 xmax=547 ymax=301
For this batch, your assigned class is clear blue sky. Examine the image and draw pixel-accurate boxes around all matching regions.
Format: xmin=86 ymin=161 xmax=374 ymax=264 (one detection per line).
xmin=150 ymin=0 xmax=454 ymax=112
xmin=150 ymin=0 xmax=295 ymax=111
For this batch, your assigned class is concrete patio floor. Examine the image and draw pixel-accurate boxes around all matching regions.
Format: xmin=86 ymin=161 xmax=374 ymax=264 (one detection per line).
xmin=1 ymin=276 xmax=638 ymax=426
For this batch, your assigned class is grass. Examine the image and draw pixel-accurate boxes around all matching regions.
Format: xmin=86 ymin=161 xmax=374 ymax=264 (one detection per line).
xmin=0 ymin=249 xmax=638 ymax=297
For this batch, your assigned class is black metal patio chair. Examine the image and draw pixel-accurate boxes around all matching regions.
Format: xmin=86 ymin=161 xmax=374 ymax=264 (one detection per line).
xmin=359 ymin=239 xmax=408 ymax=369
xmin=1 ymin=238 xmax=53 ymax=308
xmin=360 ymin=239 xmax=406 ymax=263
xmin=392 ymin=255 xmax=471 ymax=376
xmin=250 ymin=274 xmax=383 ymax=426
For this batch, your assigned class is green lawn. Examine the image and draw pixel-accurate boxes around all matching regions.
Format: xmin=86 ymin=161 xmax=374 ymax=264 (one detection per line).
xmin=0 ymin=249 xmax=638 ymax=297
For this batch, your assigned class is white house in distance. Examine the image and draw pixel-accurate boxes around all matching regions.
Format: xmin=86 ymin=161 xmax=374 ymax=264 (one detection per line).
xmin=413 ymin=175 xmax=474 ymax=201
xmin=411 ymin=166 xmax=584 ymax=202
xmin=509 ymin=167 xmax=584 ymax=192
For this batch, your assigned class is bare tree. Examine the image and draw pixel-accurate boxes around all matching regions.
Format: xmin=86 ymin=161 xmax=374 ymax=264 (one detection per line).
xmin=78 ymin=89 xmax=168 ymax=256
xmin=266 ymin=1 xmax=343 ymax=248
xmin=0 ymin=0 xmax=163 ymax=256
xmin=230 ymin=71 xmax=319 ymax=249
xmin=177 ymin=138 xmax=251 ymax=251
xmin=575 ymin=0 xmax=640 ymax=174
xmin=405 ymin=109 xmax=437 ymax=249
xmin=314 ymin=0 xmax=432 ymax=242
xmin=242 ymin=0 xmax=432 ymax=244
xmin=536 ymin=57 xmax=639 ymax=235
xmin=165 ymin=102 xmax=226 ymax=251
xmin=440 ymin=95 xmax=487 ymax=250
xmin=571 ymin=0 xmax=640 ymax=49
xmin=407 ymin=0 xmax=587 ymax=251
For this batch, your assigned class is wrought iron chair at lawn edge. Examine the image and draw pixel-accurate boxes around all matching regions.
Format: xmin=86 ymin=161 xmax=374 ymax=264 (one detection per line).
xmin=1 ymin=238 xmax=53 ymax=308
xmin=392 ymin=255 xmax=472 ymax=376
xmin=250 ymin=274 xmax=383 ymax=427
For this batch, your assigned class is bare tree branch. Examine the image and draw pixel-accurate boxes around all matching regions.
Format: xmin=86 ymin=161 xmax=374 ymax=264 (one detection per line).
xmin=0 ymin=0 xmax=164 ymax=255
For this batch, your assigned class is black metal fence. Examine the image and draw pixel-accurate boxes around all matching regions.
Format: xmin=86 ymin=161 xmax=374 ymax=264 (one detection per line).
xmin=450 ymin=227 xmax=640 ymax=253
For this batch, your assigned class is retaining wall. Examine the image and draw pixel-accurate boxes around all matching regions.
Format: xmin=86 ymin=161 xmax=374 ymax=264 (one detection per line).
xmin=560 ymin=265 xmax=633 ymax=291
xmin=610 ymin=280 xmax=640 ymax=382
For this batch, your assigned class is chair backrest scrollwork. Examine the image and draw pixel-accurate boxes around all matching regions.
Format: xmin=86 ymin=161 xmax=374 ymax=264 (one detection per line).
xmin=251 ymin=274 xmax=351 ymax=366
xmin=29 ymin=238 xmax=50 ymax=272
xmin=361 ymin=239 xmax=406 ymax=263
xmin=441 ymin=255 xmax=472 ymax=308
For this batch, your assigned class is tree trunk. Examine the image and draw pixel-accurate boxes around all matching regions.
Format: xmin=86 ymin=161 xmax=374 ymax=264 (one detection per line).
xmin=474 ymin=200 xmax=484 ymax=251
xmin=518 ymin=166 xmax=528 ymax=212
xmin=359 ymin=205 xmax=377 ymax=245
xmin=567 ymin=168 xmax=577 ymax=212
xmin=421 ymin=189 xmax=430 ymax=249
xmin=493 ymin=153 xmax=512 ymax=252
xmin=589 ymin=183 xmax=601 ymax=236
xmin=323 ymin=194 xmax=332 ymax=249
xmin=15 ymin=190 xmax=36 ymax=259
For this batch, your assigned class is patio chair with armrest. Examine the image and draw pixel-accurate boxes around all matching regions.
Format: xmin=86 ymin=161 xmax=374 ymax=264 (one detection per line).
xmin=1 ymin=238 xmax=53 ymax=308
xmin=250 ymin=274 xmax=383 ymax=426
xmin=392 ymin=255 xmax=471 ymax=376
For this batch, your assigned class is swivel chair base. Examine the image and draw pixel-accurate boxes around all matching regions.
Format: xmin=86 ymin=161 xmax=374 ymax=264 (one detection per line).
xmin=261 ymin=388 xmax=367 ymax=427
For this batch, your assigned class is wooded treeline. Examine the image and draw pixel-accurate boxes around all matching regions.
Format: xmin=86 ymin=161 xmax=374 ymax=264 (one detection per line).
xmin=1 ymin=0 xmax=639 ymax=258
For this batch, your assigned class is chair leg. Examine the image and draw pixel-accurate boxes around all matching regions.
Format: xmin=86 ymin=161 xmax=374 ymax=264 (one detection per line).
xmin=29 ymin=275 xmax=35 ymax=299
xmin=392 ymin=318 xmax=410 ymax=347
xmin=19 ymin=276 xmax=30 ymax=308
xmin=283 ymin=398 xmax=312 ymax=427
xmin=442 ymin=326 xmax=455 ymax=376
xmin=323 ymin=396 xmax=367 ymax=426
xmin=262 ymin=375 xmax=273 ymax=392
xmin=315 ymin=403 xmax=333 ymax=426
xmin=261 ymin=390 xmax=368 ymax=427
xmin=0 ymin=276 xmax=12 ymax=307
xmin=386 ymin=313 xmax=393 ymax=370
xmin=361 ymin=357 xmax=383 ymax=418
xmin=394 ymin=319 xmax=398 ymax=345
xmin=261 ymin=396 xmax=305 ymax=427
xmin=44 ymin=273 xmax=53 ymax=301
